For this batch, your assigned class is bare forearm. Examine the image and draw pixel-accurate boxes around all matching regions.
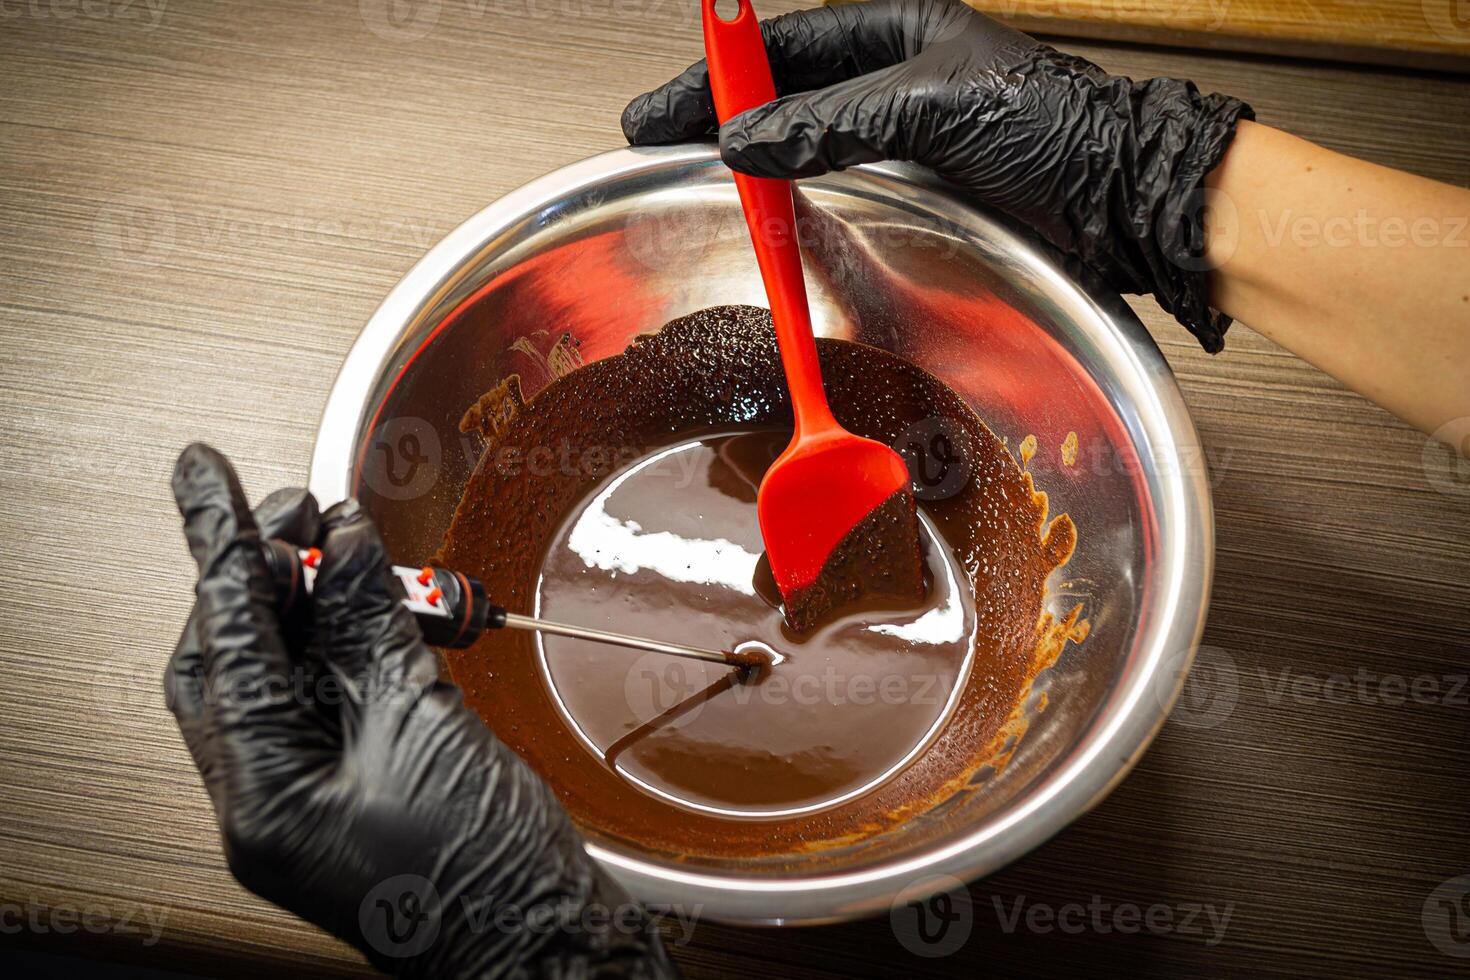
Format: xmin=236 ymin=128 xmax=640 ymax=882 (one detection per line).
xmin=1205 ymin=120 xmax=1470 ymax=437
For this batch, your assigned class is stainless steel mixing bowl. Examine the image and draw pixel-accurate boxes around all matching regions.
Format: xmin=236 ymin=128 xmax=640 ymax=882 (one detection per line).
xmin=308 ymin=144 xmax=1212 ymax=925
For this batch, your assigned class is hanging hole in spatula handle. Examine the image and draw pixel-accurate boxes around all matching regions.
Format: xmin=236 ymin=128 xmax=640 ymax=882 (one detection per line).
xmin=702 ymin=0 xmax=777 ymax=121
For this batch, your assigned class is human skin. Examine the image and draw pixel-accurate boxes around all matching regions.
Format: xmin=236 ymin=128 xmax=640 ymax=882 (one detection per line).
xmin=1205 ymin=120 xmax=1470 ymax=441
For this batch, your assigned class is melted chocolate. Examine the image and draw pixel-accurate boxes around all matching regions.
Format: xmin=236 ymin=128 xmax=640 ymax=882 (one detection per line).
xmin=782 ymin=487 xmax=926 ymax=633
xmin=437 ymin=306 xmax=1079 ymax=859
xmin=531 ymin=429 xmax=974 ymax=816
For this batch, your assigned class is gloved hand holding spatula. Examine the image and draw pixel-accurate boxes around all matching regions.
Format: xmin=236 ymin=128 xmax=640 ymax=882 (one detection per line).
xmin=623 ymin=0 xmax=1252 ymax=354
xmin=625 ymin=0 xmax=1470 ymax=442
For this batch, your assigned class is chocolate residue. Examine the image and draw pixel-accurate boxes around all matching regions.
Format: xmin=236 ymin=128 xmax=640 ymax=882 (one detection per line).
xmin=1060 ymin=430 xmax=1079 ymax=467
xmin=782 ymin=488 xmax=925 ymax=633
xmin=436 ymin=306 xmax=1083 ymax=859
xmin=1019 ymin=433 xmax=1038 ymax=466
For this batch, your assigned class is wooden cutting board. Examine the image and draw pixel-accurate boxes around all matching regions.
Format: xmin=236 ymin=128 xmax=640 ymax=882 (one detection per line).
xmin=949 ymin=0 xmax=1470 ymax=71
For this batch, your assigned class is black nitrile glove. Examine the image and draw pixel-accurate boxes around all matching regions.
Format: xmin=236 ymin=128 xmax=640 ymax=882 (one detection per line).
xmin=621 ymin=0 xmax=1253 ymax=352
xmin=166 ymin=444 xmax=675 ymax=978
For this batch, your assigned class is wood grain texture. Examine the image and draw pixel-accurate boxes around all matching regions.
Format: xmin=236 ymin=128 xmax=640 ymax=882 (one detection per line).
xmin=1 ymin=0 xmax=1467 ymax=976
xmin=957 ymin=0 xmax=1470 ymax=71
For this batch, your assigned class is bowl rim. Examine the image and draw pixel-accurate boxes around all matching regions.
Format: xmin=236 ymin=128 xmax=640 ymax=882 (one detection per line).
xmin=308 ymin=144 xmax=1214 ymax=926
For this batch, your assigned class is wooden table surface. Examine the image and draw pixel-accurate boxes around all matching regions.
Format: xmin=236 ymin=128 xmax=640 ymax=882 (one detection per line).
xmin=2 ymin=1 xmax=1468 ymax=976
xmin=959 ymin=0 xmax=1470 ymax=72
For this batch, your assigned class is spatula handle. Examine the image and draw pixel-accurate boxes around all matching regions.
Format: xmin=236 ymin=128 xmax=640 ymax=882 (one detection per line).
xmin=703 ymin=0 xmax=835 ymax=436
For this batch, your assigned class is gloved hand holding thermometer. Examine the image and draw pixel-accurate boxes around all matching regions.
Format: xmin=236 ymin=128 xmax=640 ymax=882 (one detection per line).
xmin=167 ymin=444 xmax=676 ymax=978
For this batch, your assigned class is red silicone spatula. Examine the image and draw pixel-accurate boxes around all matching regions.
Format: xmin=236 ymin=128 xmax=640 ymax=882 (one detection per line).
xmin=703 ymin=0 xmax=921 ymax=626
